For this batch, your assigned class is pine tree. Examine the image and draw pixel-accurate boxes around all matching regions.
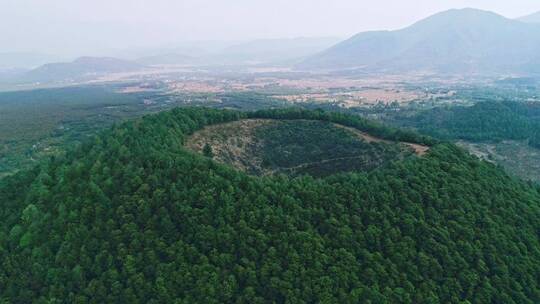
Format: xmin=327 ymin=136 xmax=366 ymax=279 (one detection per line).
xmin=203 ymin=143 xmax=214 ymax=158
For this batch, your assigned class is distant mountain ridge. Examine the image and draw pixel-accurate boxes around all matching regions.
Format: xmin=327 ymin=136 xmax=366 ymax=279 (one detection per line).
xmin=217 ymin=37 xmax=341 ymax=64
xmin=136 ymin=53 xmax=197 ymax=66
xmin=22 ymin=56 xmax=143 ymax=83
xmin=300 ymin=8 xmax=540 ymax=75
xmin=518 ymin=11 xmax=540 ymax=23
xmin=131 ymin=37 xmax=341 ymax=66
xmin=0 ymin=52 xmax=64 ymax=69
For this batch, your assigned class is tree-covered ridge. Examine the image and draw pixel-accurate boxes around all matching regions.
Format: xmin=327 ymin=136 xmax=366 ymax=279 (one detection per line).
xmin=1 ymin=108 xmax=540 ymax=303
xmin=249 ymin=108 xmax=437 ymax=146
xmin=397 ymin=100 xmax=540 ymax=146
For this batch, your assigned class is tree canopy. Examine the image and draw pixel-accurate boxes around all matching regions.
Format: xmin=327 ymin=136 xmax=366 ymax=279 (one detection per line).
xmin=397 ymin=100 xmax=540 ymax=146
xmin=1 ymin=107 xmax=540 ymax=303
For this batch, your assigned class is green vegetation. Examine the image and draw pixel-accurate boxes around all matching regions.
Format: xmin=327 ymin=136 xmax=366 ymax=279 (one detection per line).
xmin=187 ymin=108 xmax=431 ymax=177
xmin=457 ymin=140 xmax=540 ymax=182
xmin=531 ymin=131 xmax=540 ymax=149
xmin=218 ymin=92 xmax=288 ymax=110
xmin=2 ymin=107 xmax=540 ymax=303
xmin=0 ymin=86 xmax=149 ymax=177
xmin=202 ymin=143 xmax=214 ymax=158
xmin=249 ymin=108 xmax=436 ymax=146
xmin=394 ymin=100 xmax=540 ymax=144
xmin=255 ymin=120 xmax=406 ymax=177
xmin=0 ymin=88 xmax=290 ymax=178
xmin=385 ymin=99 xmax=540 ymax=181
xmin=188 ymin=119 xmax=409 ymax=177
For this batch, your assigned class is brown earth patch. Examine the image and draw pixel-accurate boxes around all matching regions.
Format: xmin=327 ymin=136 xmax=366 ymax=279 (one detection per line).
xmin=186 ymin=119 xmax=429 ymax=176
xmin=185 ymin=119 xmax=275 ymax=174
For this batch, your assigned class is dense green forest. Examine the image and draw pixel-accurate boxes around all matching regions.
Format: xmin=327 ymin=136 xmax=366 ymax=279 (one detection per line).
xmin=2 ymin=107 xmax=540 ymax=303
xmin=393 ymin=100 xmax=540 ymax=145
xmin=0 ymin=86 xmax=148 ymax=177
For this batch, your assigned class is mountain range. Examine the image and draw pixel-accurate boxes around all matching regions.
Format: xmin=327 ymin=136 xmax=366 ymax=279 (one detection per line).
xmin=7 ymin=9 xmax=540 ymax=81
xmin=133 ymin=37 xmax=340 ymax=66
xmin=300 ymin=8 xmax=540 ymax=75
xmin=215 ymin=37 xmax=341 ymax=64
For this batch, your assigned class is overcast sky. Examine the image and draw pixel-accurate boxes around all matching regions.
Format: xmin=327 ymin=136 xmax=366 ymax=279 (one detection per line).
xmin=2 ymin=0 xmax=539 ymax=56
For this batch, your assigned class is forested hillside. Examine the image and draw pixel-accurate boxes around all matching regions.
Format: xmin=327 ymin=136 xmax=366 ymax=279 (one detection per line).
xmin=1 ymin=108 xmax=540 ymax=303
xmin=0 ymin=87 xmax=142 ymax=177
xmin=394 ymin=100 xmax=540 ymax=146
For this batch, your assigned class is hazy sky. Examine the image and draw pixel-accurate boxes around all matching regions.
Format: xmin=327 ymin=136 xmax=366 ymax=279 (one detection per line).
xmin=3 ymin=0 xmax=540 ymax=56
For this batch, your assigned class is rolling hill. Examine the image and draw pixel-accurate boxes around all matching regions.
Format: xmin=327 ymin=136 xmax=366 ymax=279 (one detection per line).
xmin=300 ymin=8 xmax=540 ymax=75
xmin=1 ymin=107 xmax=540 ymax=302
xmin=20 ymin=56 xmax=144 ymax=83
